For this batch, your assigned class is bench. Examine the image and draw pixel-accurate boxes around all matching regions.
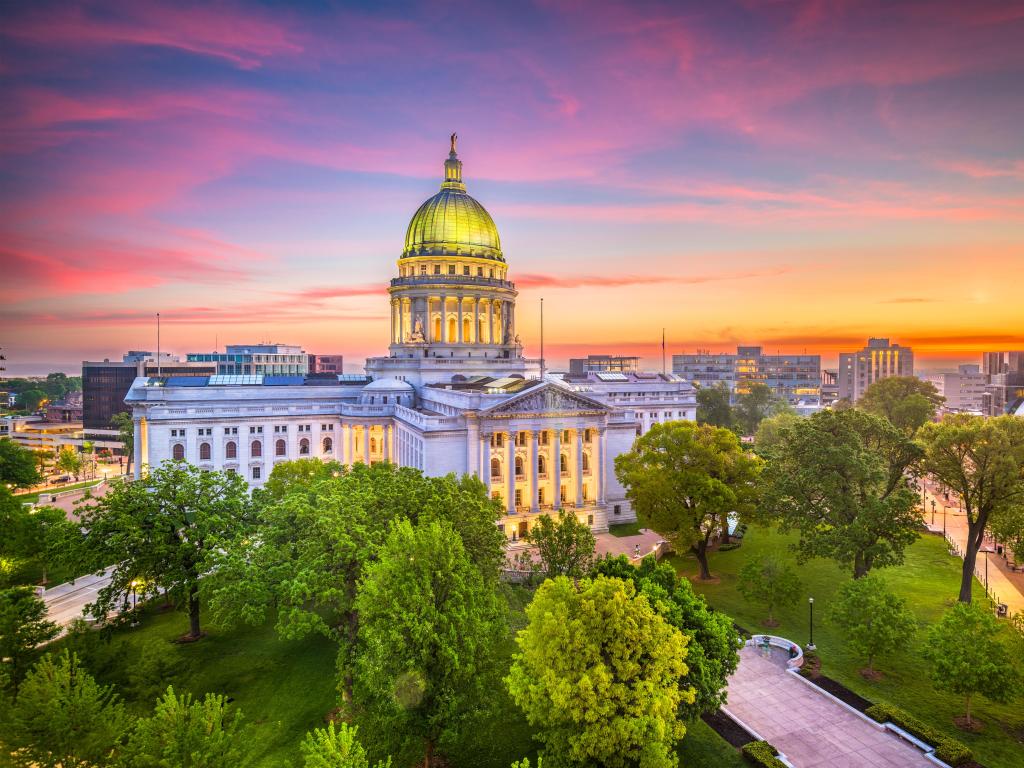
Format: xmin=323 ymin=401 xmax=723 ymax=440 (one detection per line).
xmin=745 ymin=634 xmax=804 ymax=669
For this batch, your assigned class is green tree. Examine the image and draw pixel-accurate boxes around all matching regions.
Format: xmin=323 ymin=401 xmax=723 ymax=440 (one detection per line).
xmin=990 ymin=504 xmax=1024 ymax=576
xmin=525 ymin=510 xmax=596 ymax=579
xmin=507 ymin=575 xmax=692 ymax=768
xmin=591 ymin=555 xmax=740 ymax=719
xmin=55 ymin=446 xmax=83 ymax=479
xmin=924 ymin=602 xmax=1021 ymax=726
xmin=0 ymin=586 xmax=60 ymax=695
xmin=16 ymin=388 xmax=47 ymax=412
xmin=110 ymin=412 xmax=134 ymax=475
xmin=2 ymin=503 xmax=78 ymax=585
xmin=695 ymin=383 xmax=733 ymax=429
xmin=754 ymin=411 xmax=802 ymax=456
xmin=0 ymin=438 xmax=42 ymax=488
xmin=733 ymin=382 xmax=779 ymax=436
xmin=74 ymin=463 xmax=255 ymax=640
xmin=737 ymin=556 xmax=802 ymax=626
xmin=124 ymin=686 xmax=250 ymax=767
xmin=615 ymin=421 xmax=762 ymax=579
xmin=759 ymin=409 xmax=921 ymax=578
xmin=1 ymin=650 xmax=129 ymax=766
xmin=301 ymin=722 xmax=392 ymax=768
xmin=919 ymin=414 xmax=1024 ymax=602
xmin=827 ymin=575 xmax=916 ymax=676
xmin=859 ymin=376 xmax=944 ymax=434
xmin=207 ymin=461 xmax=504 ymax=704
xmin=354 ymin=519 xmax=505 ymax=767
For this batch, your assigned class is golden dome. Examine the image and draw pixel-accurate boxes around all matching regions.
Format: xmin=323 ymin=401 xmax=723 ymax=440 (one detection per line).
xmin=403 ymin=143 xmax=503 ymax=261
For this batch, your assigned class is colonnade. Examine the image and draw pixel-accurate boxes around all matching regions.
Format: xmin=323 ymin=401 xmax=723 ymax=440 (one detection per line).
xmin=391 ymin=295 xmax=513 ymax=345
xmin=339 ymin=423 xmax=394 ymax=465
xmin=478 ymin=426 xmax=607 ymax=515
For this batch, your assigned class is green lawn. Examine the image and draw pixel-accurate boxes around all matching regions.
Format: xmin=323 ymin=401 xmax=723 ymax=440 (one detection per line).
xmin=48 ymin=582 xmax=747 ymax=767
xmin=669 ymin=526 xmax=1024 ymax=768
xmin=608 ymin=521 xmax=643 ymax=537
xmin=14 ymin=478 xmax=104 ymax=505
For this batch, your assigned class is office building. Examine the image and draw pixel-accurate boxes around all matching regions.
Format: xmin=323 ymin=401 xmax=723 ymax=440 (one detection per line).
xmin=186 ymin=344 xmax=308 ymax=376
xmin=837 ymin=338 xmax=914 ymax=403
xmin=672 ymin=346 xmax=821 ymax=405
xmin=922 ymin=365 xmax=988 ymax=414
xmin=568 ymin=355 xmax=640 ymax=377
xmin=309 ymin=354 xmax=344 ymax=374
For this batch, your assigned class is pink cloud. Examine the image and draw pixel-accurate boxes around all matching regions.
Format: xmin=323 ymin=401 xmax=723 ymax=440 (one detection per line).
xmin=514 ymin=267 xmax=792 ymax=290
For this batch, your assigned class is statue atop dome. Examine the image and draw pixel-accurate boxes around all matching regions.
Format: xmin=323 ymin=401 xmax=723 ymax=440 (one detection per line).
xmin=450 ymin=132 xmax=458 ymax=154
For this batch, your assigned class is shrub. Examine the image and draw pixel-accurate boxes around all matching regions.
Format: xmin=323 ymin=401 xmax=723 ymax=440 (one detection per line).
xmin=741 ymin=740 xmax=786 ymax=768
xmin=718 ymin=542 xmax=741 ymax=552
xmin=865 ymin=704 xmax=972 ymax=766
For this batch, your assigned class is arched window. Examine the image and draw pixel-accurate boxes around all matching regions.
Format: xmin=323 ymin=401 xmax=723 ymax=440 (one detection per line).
xmin=515 ymin=456 xmax=524 ymax=477
xmin=172 ymin=443 xmax=185 ymax=461
xmin=433 ymin=316 xmax=442 ymax=341
xmin=322 ymin=437 xmax=333 ymax=454
xmin=299 ymin=438 xmax=310 ymax=455
xmin=582 ymin=452 xmax=590 ymax=472
xmin=560 ymin=454 xmax=568 ymax=474
xmin=225 ymin=441 xmax=237 ymax=459
xmin=275 ymin=439 xmax=286 ymax=456
xmin=251 ymin=441 xmax=262 ymax=457
xmin=537 ymin=455 xmax=547 ymax=475
xmin=462 ymin=316 xmax=472 ymax=342
xmin=370 ymin=437 xmax=377 ymax=454
xmin=490 ymin=457 xmax=501 ymax=479
xmin=448 ymin=316 xmax=457 ymax=340
xmin=199 ymin=442 xmax=211 ymax=461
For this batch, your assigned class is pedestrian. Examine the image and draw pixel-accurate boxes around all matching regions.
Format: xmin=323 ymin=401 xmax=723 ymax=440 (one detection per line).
xmin=634 ymin=544 xmax=641 ymax=558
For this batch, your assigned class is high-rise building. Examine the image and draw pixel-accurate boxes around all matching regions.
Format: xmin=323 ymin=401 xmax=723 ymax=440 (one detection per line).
xmin=982 ymin=351 xmax=1007 ymax=376
xmin=820 ymin=369 xmax=839 ymax=406
xmin=672 ymin=346 xmax=821 ymax=404
xmin=922 ymin=364 xmax=988 ymax=414
xmin=837 ymin=338 xmax=914 ymax=402
xmin=568 ymin=355 xmax=640 ymax=377
xmin=83 ymin=353 xmax=215 ymax=438
xmin=309 ymin=354 xmax=344 ymax=374
xmin=186 ymin=344 xmax=308 ymax=376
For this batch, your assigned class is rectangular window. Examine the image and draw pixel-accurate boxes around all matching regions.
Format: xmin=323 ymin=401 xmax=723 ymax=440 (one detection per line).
xmin=463 ymin=266 xmax=470 ymax=276
xmin=434 ymin=265 xmax=441 ymax=274
xmin=448 ymin=264 xmax=456 ymax=275
xmin=420 ymin=265 xmax=427 ymax=275
xmin=515 ymin=489 xmax=522 ymax=506
xmin=614 ymin=505 xmax=621 ymax=516
xmin=252 ymin=466 xmax=261 ymax=480
xmin=587 ymin=514 xmax=593 ymax=526
xmin=477 ymin=267 xmax=483 ymax=276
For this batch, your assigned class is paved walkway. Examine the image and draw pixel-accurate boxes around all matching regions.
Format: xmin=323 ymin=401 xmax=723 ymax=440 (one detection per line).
xmin=725 ymin=645 xmax=932 ymax=767
xmin=41 ymin=570 xmax=116 ymax=626
xmin=921 ymin=481 xmax=1024 ymax=616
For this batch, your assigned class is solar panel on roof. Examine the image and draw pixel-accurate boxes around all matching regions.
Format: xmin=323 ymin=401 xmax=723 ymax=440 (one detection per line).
xmin=163 ymin=376 xmax=209 ymax=387
xmin=263 ymin=375 xmax=305 ymax=386
xmin=208 ymin=374 xmax=263 ymax=386
xmin=337 ymin=374 xmax=371 ymax=382
xmin=595 ymin=372 xmax=628 ymax=381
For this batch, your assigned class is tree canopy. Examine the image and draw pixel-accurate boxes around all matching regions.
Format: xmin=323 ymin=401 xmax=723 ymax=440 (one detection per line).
xmin=525 ymin=510 xmax=596 ymax=579
xmin=858 ymin=376 xmax=944 ymax=434
xmin=759 ymin=408 xmax=921 ymax=578
xmin=301 ymin=723 xmax=392 ymax=768
xmin=354 ymin=519 xmax=504 ymax=767
xmin=827 ymin=575 xmax=916 ymax=675
xmin=924 ymin=602 xmax=1021 ymax=725
xmin=207 ymin=461 xmax=505 ymax=705
xmin=74 ymin=462 xmax=255 ymax=640
xmin=919 ymin=414 xmax=1024 ymax=602
xmin=733 ymin=382 xmax=783 ymax=437
xmin=0 ymin=438 xmax=41 ymax=489
xmin=737 ymin=555 xmax=802 ymax=626
xmin=615 ymin=421 xmax=761 ymax=579
xmin=0 ymin=586 xmax=60 ymax=695
xmin=506 ymin=575 xmax=693 ymax=768
xmin=591 ymin=555 xmax=740 ymax=720
xmin=110 ymin=412 xmax=134 ymax=473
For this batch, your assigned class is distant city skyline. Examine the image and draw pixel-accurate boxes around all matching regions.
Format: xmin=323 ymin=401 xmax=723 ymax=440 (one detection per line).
xmin=3 ymin=1 xmax=1023 ymax=375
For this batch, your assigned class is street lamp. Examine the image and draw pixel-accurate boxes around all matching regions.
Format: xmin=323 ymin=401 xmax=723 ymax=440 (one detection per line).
xmin=807 ymin=597 xmax=816 ymax=651
xmin=931 ymin=499 xmax=936 ymax=525
xmin=943 ymin=505 xmax=949 ymax=538
xmin=979 ymin=547 xmax=994 ymax=593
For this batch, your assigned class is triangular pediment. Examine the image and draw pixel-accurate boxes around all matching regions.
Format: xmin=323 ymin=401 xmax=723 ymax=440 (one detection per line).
xmin=483 ymin=383 xmax=611 ymax=416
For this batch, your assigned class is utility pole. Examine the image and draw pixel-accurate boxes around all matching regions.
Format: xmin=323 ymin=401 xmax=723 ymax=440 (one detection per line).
xmin=661 ymin=328 xmax=666 ymax=375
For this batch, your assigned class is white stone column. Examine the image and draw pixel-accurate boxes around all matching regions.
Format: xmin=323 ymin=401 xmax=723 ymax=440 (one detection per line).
xmin=553 ymin=427 xmax=562 ymax=510
xmin=480 ymin=430 xmax=491 ymax=488
xmin=441 ymin=294 xmax=448 ymax=343
xmin=457 ymin=296 xmax=464 ymax=343
xmin=529 ymin=430 xmax=539 ymax=512
xmin=488 ymin=300 xmax=494 ymax=344
xmin=133 ymin=416 xmax=143 ymax=479
xmin=398 ymin=299 xmax=405 ymax=343
xmin=466 ymin=416 xmax=479 ymax=479
xmin=575 ymin=428 xmax=584 ymax=505
xmin=599 ymin=427 xmax=608 ymax=504
xmin=363 ymin=425 xmax=371 ymax=464
xmin=505 ymin=430 xmax=515 ymax=513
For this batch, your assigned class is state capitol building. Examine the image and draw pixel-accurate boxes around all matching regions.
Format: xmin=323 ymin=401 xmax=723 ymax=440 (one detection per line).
xmin=127 ymin=140 xmax=696 ymax=539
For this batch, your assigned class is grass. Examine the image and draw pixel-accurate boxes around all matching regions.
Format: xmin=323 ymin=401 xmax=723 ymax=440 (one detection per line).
xmin=47 ymin=581 xmax=747 ymax=767
xmin=14 ymin=478 xmax=103 ymax=505
xmin=608 ymin=521 xmax=643 ymax=537
xmin=669 ymin=526 xmax=1024 ymax=768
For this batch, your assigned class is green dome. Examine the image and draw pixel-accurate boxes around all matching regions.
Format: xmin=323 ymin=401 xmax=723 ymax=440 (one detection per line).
xmin=403 ymin=145 xmax=503 ymax=261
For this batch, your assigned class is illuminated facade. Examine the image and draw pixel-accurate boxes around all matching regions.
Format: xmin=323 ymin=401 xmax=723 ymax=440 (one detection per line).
xmin=837 ymin=337 xmax=914 ymax=402
xmin=127 ymin=141 xmax=696 ymax=538
xmin=672 ymin=346 xmax=821 ymax=405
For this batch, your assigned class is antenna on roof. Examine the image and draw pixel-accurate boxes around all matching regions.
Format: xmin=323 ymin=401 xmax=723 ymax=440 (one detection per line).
xmin=157 ymin=313 xmax=161 ymax=377
xmin=540 ymin=297 xmax=545 ymax=379
xmin=662 ymin=328 xmax=666 ymax=375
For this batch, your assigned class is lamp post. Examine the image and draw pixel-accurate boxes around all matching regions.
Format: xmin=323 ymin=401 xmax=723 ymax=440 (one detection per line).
xmin=943 ymin=505 xmax=948 ymax=538
xmin=807 ymin=597 xmax=816 ymax=651
xmin=931 ymin=499 xmax=936 ymax=525
xmin=980 ymin=547 xmax=993 ymax=593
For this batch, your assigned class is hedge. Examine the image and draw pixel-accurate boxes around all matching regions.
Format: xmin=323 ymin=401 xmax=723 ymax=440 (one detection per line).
xmin=740 ymin=740 xmax=787 ymax=768
xmin=865 ymin=703 xmax=973 ymax=766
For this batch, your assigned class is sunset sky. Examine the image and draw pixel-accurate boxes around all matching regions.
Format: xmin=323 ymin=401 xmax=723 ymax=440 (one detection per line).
xmin=2 ymin=0 xmax=1023 ymax=375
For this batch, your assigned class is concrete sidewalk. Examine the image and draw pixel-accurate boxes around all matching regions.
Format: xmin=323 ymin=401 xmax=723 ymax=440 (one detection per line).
xmin=41 ymin=570 xmax=115 ymax=626
xmin=725 ymin=645 xmax=932 ymax=767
